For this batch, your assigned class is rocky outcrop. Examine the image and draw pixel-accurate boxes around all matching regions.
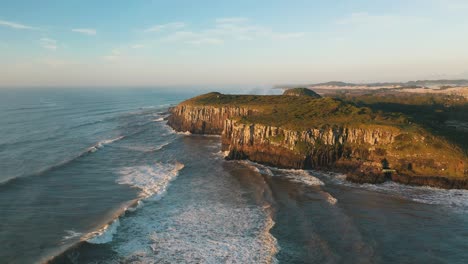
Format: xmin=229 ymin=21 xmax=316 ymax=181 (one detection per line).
xmin=168 ymin=105 xmax=257 ymax=134
xmin=168 ymin=100 xmax=467 ymax=189
xmin=283 ymin=88 xmax=322 ymax=98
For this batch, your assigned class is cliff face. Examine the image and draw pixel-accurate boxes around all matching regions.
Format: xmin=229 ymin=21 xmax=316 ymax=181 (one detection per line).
xmin=168 ymin=105 xmax=257 ymax=134
xmin=168 ymin=96 xmax=468 ymax=189
xmin=222 ymin=119 xmax=396 ymax=167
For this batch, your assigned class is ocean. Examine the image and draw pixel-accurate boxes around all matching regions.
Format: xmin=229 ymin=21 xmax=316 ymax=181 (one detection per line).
xmin=0 ymin=88 xmax=467 ymax=263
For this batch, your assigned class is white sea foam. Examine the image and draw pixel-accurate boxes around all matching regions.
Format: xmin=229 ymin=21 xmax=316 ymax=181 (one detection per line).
xmin=127 ymin=200 xmax=144 ymax=212
xmin=86 ymin=219 xmax=121 ymax=244
xmin=124 ymin=142 xmax=169 ymax=153
xmin=176 ymin=131 xmax=192 ymax=135
xmin=213 ymin=150 xmax=230 ymax=159
xmin=153 ymin=117 xmax=165 ymax=122
xmin=323 ymin=192 xmax=338 ymax=205
xmin=109 ymin=198 xmax=278 ymax=263
xmin=238 ymin=160 xmax=324 ymax=186
xmin=83 ymin=162 xmax=184 ymax=245
xmin=321 ymin=172 xmax=468 ymax=209
xmin=237 ymin=160 xmax=274 ymax=176
xmin=117 ymin=162 xmax=184 ymax=200
xmin=62 ymin=230 xmax=83 ymax=241
xmin=87 ymin=136 xmax=125 ymax=153
xmin=275 ymin=169 xmax=325 ymax=186
xmin=161 ymin=124 xmax=176 ymax=136
xmin=94 ymin=156 xmax=279 ymax=263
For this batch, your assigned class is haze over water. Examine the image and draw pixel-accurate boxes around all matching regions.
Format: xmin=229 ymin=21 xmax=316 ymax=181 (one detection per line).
xmin=0 ymin=89 xmax=467 ymax=263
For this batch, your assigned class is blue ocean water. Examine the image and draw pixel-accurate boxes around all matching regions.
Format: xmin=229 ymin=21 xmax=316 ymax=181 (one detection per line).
xmin=0 ymin=88 xmax=467 ymax=264
xmin=0 ymin=88 xmax=192 ymax=262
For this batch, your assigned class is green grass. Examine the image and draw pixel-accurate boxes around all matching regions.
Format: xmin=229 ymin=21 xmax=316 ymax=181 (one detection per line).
xmin=183 ymin=92 xmax=410 ymax=130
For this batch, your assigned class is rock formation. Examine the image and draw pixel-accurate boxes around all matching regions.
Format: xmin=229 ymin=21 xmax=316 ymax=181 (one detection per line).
xmin=168 ymin=91 xmax=468 ymax=189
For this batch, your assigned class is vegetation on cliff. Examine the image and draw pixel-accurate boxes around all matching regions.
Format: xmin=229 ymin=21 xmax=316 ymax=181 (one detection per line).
xmin=182 ymin=92 xmax=409 ymax=130
xmin=330 ymin=91 xmax=468 ymax=153
xmin=172 ymin=91 xmax=467 ymax=188
xmin=283 ymin=88 xmax=321 ymax=98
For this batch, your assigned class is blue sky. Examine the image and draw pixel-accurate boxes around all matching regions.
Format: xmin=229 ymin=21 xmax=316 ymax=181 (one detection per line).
xmin=1 ymin=0 xmax=468 ymax=87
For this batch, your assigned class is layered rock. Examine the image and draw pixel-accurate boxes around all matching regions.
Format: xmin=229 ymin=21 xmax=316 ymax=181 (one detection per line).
xmin=168 ymin=105 xmax=257 ymax=134
xmin=222 ymin=119 xmax=396 ymax=167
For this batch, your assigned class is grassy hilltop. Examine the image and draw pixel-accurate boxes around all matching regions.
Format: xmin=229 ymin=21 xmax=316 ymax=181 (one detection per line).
xmin=183 ymin=91 xmax=409 ymax=130
xmin=180 ymin=89 xmax=467 ymax=182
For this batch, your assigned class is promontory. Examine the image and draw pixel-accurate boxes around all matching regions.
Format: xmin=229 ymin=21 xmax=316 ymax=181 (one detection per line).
xmin=168 ymin=88 xmax=468 ymax=189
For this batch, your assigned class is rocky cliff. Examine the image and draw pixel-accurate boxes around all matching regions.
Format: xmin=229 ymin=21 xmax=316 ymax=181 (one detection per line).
xmin=168 ymin=92 xmax=468 ymax=189
xmin=168 ymin=104 xmax=257 ymax=134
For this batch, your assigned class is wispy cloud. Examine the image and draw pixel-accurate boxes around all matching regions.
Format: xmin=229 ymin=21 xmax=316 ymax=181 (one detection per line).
xmin=336 ymin=12 xmax=425 ymax=27
xmin=0 ymin=19 xmax=36 ymax=30
xmin=160 ymin=18 xmax=305 ymax=45
xmin=72 ymin=28 xmax=97 ymax=36
xmin=272 ymin=32 xmax=305 ymax=39
xmin=215 ymin=17 xmax=249 ymax=24
xmin=144 ymin=22 xmax=185 ymax=32
xmin=187 ymin=38 xmax=224 ymax=45
xmin=40 ymin=38 xmax=57 ymax=50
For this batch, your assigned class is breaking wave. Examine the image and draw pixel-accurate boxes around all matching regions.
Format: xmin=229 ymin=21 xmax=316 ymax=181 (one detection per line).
xmin=86 ymin=219 xmax=121 ymax=244
xmin=87 ymin=136 xmax=125 ymax=153
xmin=101 ymin=168 xmax=278 ymax=263
xmin=81 ymin=162 xmax=184 ymax=246
xmin=117 ymin=162 xmax=184 ymax=200
xmin=123 ymin=142 xmax=170 ymax=153
xmin=0 ymin=135 xmax=126 ymax=186
xmin=237 ymin=160 xmax=324 ymax=186
xmin=62 ymin=230 xmax=83 ymax=241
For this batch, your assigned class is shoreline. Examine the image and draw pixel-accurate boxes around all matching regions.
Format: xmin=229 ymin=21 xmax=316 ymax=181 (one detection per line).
xmin=169 ymin=128 xmax=467 ymax=190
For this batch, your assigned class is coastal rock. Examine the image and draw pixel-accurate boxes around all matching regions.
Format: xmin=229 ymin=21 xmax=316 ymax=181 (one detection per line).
xmin=168 ymin=105 xmax=257 ymax=134
xmin=168 ymin=94 xmax=467 ymax=189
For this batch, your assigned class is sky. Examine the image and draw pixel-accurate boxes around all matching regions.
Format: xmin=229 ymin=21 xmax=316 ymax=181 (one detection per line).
xmin=1 ymin=0 xmax=468 ymax=88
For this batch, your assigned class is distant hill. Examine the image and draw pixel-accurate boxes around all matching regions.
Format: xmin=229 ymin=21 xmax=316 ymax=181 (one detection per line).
xmin=313 ymin=79 xmax=468 ymax=88
xmin=277 ymin=79 xmax=468 ymax=89
xmin=283 ymin=88 xmax=321 ymax=97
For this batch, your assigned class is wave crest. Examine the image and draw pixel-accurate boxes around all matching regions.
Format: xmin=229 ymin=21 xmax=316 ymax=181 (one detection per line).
xmin=117 ymin=162 xmax=184 ymax=200
xmin=87 ymin=136 xmax=124 ymax=153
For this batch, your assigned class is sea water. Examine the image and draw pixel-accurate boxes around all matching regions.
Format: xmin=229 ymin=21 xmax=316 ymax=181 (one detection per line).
xmin=0 ymin=88 xmax=467 ymax=263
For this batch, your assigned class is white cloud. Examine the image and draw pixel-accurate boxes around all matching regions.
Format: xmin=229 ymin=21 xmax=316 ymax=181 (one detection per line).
xmin=336 ymin=12 xmax=425 ymax=27
xmin=161 ymin=31 xmax=225 ymax=45
xmin=40 ymin=38 xmax=57 ymax=50
xmin=160 ymin=19 xmax=305 ymax=45
xmin=215 ymin=17 xmax=249 ymax=24
xmin=131 ymin=44 xmax=144 ymax=49
xmin=272 ymin=32 xmax=305 ymax=39
xmin=187 ymin=38 xmax=224 ymax=45
xmin=72 ymin=28 xmax=97 ymax=36
xmin=161 ymin=31 xmax=198 ymax=42
xmin=144 ymin=22 xmax=185 ymax=32
xmin=0 ymin=19 xmax=36 ymax=30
